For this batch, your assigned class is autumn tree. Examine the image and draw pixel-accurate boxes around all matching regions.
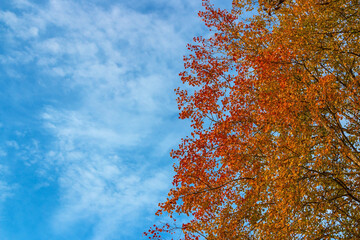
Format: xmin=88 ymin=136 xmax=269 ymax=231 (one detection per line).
xmin=147 ymin=0 xmax=360 ymax=239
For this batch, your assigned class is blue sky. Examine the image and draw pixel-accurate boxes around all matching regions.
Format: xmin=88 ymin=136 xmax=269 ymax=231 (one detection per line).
xmin=0 ymin=0 xmax=231 ymax=239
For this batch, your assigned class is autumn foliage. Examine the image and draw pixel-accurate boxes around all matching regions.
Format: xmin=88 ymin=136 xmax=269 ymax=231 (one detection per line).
xmin=146 ymin=0 xmax=360 ymax=239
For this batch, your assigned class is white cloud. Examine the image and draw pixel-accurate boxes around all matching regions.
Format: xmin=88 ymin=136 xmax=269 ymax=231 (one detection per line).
xmin=0 ymin=181 xmax=13 ymax=203
xmin=53 ymin=155 xmax=171 ymax=239
xmin=0 ymin=165 xmax=15 ymax=203
xmin=0 ymin=0 xmax=209 ymax=238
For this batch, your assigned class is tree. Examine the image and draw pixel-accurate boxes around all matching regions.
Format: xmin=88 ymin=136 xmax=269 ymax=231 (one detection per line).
xmin=146 ymin=0 xmax=360 ymax=239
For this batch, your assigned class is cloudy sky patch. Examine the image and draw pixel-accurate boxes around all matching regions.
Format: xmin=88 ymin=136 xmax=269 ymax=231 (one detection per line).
xmin=0 ymin=0 xmax=230 ymax=239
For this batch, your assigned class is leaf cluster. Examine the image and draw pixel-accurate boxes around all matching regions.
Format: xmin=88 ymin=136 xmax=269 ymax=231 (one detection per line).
xmin=147 ymin=0 xmax=360 ymax=239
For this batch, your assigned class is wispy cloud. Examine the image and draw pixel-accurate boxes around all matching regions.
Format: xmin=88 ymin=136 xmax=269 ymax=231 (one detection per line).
xmin=53 ymin=154 xmax=171 ymax=239
xmin=0 ymin=164 xmax=15 ymax=203
xmin=0 ymin=0 xmax=204 ymax=239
